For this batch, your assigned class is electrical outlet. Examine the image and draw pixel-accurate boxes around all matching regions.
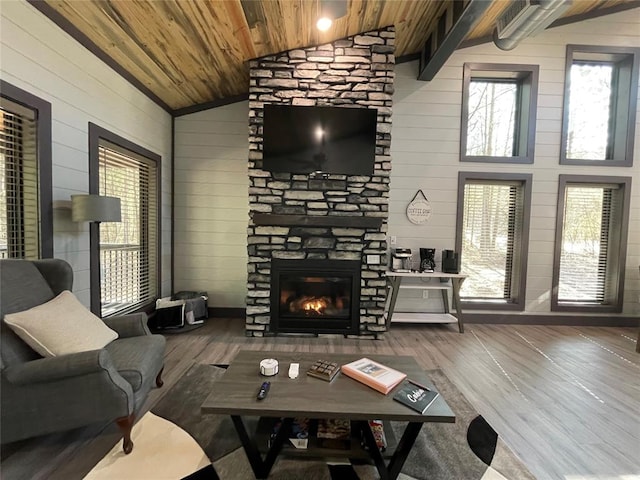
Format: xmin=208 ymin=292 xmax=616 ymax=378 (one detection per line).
xmin=366 ymin=254 xmax=381 ymax=264
xmin=390 ymin=235 xmax=397 ymax=246
xmin=422 ymin=290 xmax=429 ymax=299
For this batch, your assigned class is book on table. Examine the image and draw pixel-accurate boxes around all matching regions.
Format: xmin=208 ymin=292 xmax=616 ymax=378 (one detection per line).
xmin=392 ymin=380 xmax=439 ymax=414
xmin=340 ymin=358 xmax=407 ymax=394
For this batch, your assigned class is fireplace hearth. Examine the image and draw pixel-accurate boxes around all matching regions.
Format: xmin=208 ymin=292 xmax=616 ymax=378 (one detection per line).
xmin=271 ymin=259 xmax=360 ymax=334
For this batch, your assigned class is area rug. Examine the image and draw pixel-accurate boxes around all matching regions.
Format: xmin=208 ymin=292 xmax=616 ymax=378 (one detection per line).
xmin=91 ymin=364 xmax=535 ymax=479
xmin=83 ymin=412 xmax=211 ymax=480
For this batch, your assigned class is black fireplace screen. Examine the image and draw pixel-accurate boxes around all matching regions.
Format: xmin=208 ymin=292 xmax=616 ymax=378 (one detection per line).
xmin=270 ymin=259 xmax=361 ymax=334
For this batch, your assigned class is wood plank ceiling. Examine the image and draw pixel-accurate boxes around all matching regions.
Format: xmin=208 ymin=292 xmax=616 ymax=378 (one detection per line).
xmin=36 ymin=0 xmax=638 ymax=112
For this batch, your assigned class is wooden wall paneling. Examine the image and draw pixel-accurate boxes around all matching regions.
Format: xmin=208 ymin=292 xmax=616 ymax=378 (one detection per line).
xmin=2 ymin=0 xmax=173 ymax=306
xmin=46 ymin=0 xmax=192 ymax=108
xmin=275 ymin=0 xmax=316 ymax=53
xmin=466 ymin=0 xmax=511 ymax=40
xmin=173 ymin=103 xmax=249 ymax=308
xmin=130 ymin=1 xmax=251 ymax=102
xmin=394 ymin=1 xmax=444 ymax=57
xmin=389 ymin=10 xmax=640 ymax=317
xmin=39 ymin=0 xmax=632 ymax=111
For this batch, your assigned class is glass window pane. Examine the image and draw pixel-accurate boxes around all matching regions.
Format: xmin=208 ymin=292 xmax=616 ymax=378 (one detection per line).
xmin=0 ymin=146 xmax=6 ymax=258
xmin=466 ymin=80 xmax=517 ymax=157
xmin=460 ymin=183 xmax=514 ymax=299
xmin=566 ymin=63 xmax=613 ymax=160
xmin=558 ymin=186 xmax=605 ymax=302
xmin=99 ymin=144 xmax=157 ymax=317
xmin=0 ymin=105 xmax=39 ymax=259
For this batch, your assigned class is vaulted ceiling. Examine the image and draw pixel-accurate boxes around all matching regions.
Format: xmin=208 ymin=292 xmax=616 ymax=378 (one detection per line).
xmin=31 ymin=0 xmax=639 ymax=113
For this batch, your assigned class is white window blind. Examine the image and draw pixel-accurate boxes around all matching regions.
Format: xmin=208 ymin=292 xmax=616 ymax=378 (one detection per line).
xmin=0 ymin=99 xmax=39 ymax=259
xmin=99 ymin=140 xmax=158 ymax=317
xmin=460 ymin=180 xmax=524 ymax=302
xmin=558 ymin=184 xmax=621 ymax=304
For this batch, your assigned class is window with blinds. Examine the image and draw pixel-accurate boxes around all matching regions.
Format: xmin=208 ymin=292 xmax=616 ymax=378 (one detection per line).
xmin=553 ymin=176 xmax=630 ymax=312
xmin=99 ymin=140 xmax=158 ymax=317
xmin=456 ymin=173 xmax=531 ymax=309
xmin=0 ymin=99 xmax=39 ymax=259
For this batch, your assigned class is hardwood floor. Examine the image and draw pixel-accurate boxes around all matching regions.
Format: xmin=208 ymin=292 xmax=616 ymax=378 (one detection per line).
xmin=2 ymin=319 xmax=639 ymax=480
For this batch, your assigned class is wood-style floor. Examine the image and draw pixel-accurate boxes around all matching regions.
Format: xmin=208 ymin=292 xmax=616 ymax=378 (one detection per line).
xmin=2 ymin=319 xmax=639 ymax=480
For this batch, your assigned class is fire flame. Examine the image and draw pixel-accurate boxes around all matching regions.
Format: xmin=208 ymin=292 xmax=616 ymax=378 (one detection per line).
xmin=302 ymin=298 xmax=327 ymax=314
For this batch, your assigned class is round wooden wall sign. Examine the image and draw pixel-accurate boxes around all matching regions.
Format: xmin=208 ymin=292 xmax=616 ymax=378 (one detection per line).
xmin=406 ymin=190 xmax=432 ymax=225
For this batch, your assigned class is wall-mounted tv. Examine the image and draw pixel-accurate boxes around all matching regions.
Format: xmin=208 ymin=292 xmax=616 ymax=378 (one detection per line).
xmin=262 ymin=104 xmax=377 ymax=175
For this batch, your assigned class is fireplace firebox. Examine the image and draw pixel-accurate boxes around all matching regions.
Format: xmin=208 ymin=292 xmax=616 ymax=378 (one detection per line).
xmin=270 ymin=259 xmax=361 ymax=334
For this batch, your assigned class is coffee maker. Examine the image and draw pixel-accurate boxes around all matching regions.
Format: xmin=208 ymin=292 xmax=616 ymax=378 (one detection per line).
xmin=392 ymin=248 xmax=412 ymax=272
xmin=419 ymin=248 xmax=436 ymax=272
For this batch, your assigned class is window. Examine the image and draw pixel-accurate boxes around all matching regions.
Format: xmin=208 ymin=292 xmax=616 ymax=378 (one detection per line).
xmin=0 ymin=81 xmax=52 ymax=259
xmin=552 ymin=175 xmax=631 ymax=312
xmin=89 ymin=124 xmax=160 ymax=317
xmin=456 ymin=172 xmax=532 ymax=310
xmin=461 ymin=64 xmax=539 ymax=164
xmin=561 ymin=45 xmax=639 ymax=166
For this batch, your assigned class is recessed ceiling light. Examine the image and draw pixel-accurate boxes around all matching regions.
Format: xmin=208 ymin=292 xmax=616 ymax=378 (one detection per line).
xmin=316 ymin=16 xmax=332 ymax=31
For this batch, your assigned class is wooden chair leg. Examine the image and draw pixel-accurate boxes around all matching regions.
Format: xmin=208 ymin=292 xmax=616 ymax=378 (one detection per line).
xmin=116 ymin=413 xmax=135 ymax=454
xmin=156 ymin=367 xmax=164 ymax=388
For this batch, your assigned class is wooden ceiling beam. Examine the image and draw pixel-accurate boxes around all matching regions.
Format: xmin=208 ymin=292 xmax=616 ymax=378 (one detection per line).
xmin=418 ymin=0 xmax=492 ymax=82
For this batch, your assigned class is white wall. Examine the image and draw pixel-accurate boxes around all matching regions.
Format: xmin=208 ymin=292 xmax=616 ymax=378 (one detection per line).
xmin=174 ymin=10 xmax=639 ymax=318
xmin=390 ymin=10 xmax=640 ymax=316
xmin=173 ymin=104 xmax=249 ymax=308
xmin=0 ymin=1 xmax=173 ymax=306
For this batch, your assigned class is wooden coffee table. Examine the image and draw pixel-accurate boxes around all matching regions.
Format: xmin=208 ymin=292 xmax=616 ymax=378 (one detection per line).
xmin=201 ymin=350 xmax=455 ymax=480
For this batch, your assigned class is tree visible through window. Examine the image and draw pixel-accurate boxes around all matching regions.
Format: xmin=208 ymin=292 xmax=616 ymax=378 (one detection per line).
xmin=456 ymin=173 xmax=531 ymax=310
xmin=553 ymin=176 xmax=630 ymax=312
xmin=565 ymin=63 xmax=613 ymax=160
xmin=466 ymin=80 xmax=518 ymax=157
xmin=98 ymin=140 xmax=158 ymax=317
xmin=561 ymin=45 xmax=638 ymax=167
xmin=461 ymin=64 xmax=538 ymax=164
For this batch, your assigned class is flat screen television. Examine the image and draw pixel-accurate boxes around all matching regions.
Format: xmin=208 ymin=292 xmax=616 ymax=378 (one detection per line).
xmin=262 ymin=104 xmax=377 ymax=175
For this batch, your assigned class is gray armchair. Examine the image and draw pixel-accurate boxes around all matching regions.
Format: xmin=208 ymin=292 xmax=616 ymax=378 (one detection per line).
xmin=0 ymin=258 xmax=166 ymax=454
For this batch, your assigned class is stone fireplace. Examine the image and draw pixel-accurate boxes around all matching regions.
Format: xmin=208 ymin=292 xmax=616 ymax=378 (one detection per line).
xmin=246 ymin=26 xmax=394 ymax=337
xmin=271 ymin=259 xmax=360 ymax=334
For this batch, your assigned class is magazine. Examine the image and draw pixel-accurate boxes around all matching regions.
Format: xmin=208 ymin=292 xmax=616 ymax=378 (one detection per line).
xmin=317 ymin=418 xmax=351 ymax=449
xmin=341 ymin=358 xmax=407 ymax=394
xmin=267 ymin=417 xmax=310 ymax=449
xmin=393 ymin=380 xmax=439 ymax=414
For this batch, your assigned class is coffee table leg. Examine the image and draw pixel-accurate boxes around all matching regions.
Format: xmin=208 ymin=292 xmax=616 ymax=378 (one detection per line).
xmin=230 ymin=416 xmax=292 ymax=479
xmin=357 ymin=420 xmax=424 ymax=480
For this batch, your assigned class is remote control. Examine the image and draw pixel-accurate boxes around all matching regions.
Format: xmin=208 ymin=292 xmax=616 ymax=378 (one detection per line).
xmin=288 ymin=363 xmax=299 ymax=379
xmin=257 ymin=381 xmax=270 ymax=400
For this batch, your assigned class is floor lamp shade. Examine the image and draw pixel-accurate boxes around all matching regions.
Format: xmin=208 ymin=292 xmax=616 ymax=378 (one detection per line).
xmin=71 ymin=195 xmax=121 ymax=222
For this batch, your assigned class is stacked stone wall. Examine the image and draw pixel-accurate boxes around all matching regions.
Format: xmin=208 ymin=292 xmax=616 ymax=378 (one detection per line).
xmin=246 ymin=26 xmax=395 ymax=337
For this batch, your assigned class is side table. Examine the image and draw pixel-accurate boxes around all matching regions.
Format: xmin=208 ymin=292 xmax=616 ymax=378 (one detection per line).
xmin=384 ymin=271 xmax=468 ymax=333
